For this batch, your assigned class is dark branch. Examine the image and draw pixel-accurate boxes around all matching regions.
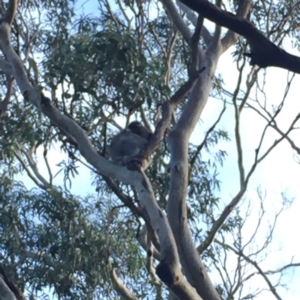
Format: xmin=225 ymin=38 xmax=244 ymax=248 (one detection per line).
xmin=179 ymin=0 xmax=300 ymax=73
xmin=138 ymin=67 xmax=205 ymax=163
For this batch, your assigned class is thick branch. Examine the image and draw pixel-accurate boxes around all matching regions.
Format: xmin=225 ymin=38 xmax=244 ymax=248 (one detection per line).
xmin=139 ymin=69 xmax=203 ymax=163
xmin=134 ymin=170 xmax=202 ymax=299
xmin=0 ymin=277 xmax=16 ymax=300
xmin=160 ymin=0 xmax=193 ymax=46
xmin=179 ymin=0 xmax=300 ymax=73
xmin=165 ymin=2 xmax=251 ymax=299
xmin=176 ymin=1 xmax=212 ymax=45
xmin=221 ymin=0 xmax=253 ymax=52
xmin=167 ymin=45 xmax=223 ymax=300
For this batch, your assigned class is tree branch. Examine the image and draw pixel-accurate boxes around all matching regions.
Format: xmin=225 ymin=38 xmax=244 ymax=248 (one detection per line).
xmin=0 ymin=277 xmax=16 ymax=300
xmin=198 ymin=112 xmax=300 ymax=254
xmin=160 ymin=0 xmax=193 ymax=47
xmin=176 ymin=0 xmax=212 ymax=45
xmin=215 ymin=240 xmax=284 ymax=300
xmin=179 ymin=0 xmax=300 ymax=73
xmin=0 ymin=265 xmax=26 ymax=300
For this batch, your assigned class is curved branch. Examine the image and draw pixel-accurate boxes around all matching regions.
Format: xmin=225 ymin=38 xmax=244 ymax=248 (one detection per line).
xmin=160 ymin=0 xmax=193 ymax=46
xmin=111 ymin=268 xmax=138 ymax=300
xmin=221 ymin=0 xmax=253 ymax=52
xmin=13 ymin=150 xmax=47 ymax=189
xmin=134 ymin=170 xmax=202 ymax=299
xmin=179 ymin=0 xmax=300 ymax=72
xmin=18 ymin=144 xmax=50 ymax=186
xmin=176 ymin=1 xmax=212 ymax=45
xmin=166 ymin=33 xmax=223 ymax=300
xmin=139 ymin=68 xmax=203 ymax=163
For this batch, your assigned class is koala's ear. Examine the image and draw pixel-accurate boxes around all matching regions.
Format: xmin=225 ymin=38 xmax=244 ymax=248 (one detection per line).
xmin=127 ymin=122 xmax=152 ymax=140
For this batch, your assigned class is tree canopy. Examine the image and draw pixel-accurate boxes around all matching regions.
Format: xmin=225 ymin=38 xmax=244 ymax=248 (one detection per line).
xmin=0 ymin=0 xmax=299 ymax=299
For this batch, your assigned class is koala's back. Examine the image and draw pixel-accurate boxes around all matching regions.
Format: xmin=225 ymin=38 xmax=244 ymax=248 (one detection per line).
xmin=109 ymin=129 xmax=148 ymax=164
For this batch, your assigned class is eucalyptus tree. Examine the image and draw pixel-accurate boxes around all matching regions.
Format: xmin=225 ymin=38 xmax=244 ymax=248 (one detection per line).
xmin=0 ymin=0 xmax=299 ymax=300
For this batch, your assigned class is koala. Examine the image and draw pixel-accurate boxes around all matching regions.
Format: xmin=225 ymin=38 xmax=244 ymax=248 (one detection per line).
xmin=109 ymin=121 xmax=152 ymax=169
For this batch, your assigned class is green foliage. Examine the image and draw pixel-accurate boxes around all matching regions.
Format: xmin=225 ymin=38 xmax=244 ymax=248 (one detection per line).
xmin=0 ymin=174 xmax=154 ymax=298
